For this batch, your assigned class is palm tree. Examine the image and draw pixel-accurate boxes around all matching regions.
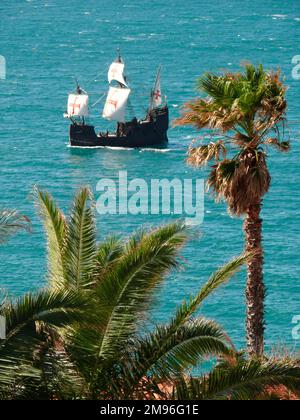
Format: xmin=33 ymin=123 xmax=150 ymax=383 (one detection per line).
xmin=1 ymin=187 xmax=299 ymax=400
xmin=35 ymin=186 xmax=248 ymax=399
xmin=0 ymin=187 xmax=248 ymax=399
xmin=174 ymin=64 xmax=289 ymax=357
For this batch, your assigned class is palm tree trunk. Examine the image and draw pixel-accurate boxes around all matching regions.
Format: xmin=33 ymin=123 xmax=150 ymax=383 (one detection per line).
xmin=244 ymin=202 xmax=265 ymax=357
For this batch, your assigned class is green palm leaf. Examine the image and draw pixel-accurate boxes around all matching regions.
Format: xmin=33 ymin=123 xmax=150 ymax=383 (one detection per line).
xmin=0 ymin=359 xmax=41 ymax=400
xmin=120 ymin=318 xmax=231 ymax=398
xmin=119 ymin=255 xmax=247 ymax=395
xmin=92 ymin=221 xmax=188 ymax=359
xmin=63 ymin=187 xmax=97 ymax=289
xmin=69 ymin=222 xmax=189 ymax=391
xmin=0 ymin=289 xmax=90 ymax=397
xmin=34 ymin=344 xmax=88 ymax=400
xmin=2 ymin=289 xmax=91 ymax=334
xmin=95 ymin=236 xmax=124 ymax=276
xmin=171 ymin=254 xmax=248 ymax=333
xmin=34 ymin=187 xmax=67 ymax=287
xmin=174 ymin=359 xmax=300 ymax=400
xmin=198 ymin=73 xmax=238 ymax=107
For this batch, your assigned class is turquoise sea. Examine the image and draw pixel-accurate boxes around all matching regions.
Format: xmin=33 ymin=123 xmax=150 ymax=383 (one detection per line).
xmin=1 ymin=0 xmax=300 ymax=352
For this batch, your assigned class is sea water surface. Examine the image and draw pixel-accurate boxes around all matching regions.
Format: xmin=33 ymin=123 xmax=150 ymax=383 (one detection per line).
xmin=1 ymin=0 xmax=300 ymax=353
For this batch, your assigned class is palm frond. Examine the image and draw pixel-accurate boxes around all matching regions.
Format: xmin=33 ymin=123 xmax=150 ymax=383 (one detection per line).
xmin=187 ymin=140 xmax=227 ymax=167
xmin=173 ymin=359 xmax=300 ymax=400
xmin=63 ymin=187 xmax=97 ymax=289
xmin=94 ymin=222 xmax=188 ymax=359
xmin=174 ymin=98 xmax=243 ymax=132
xmin=1 ymin=289 xmax=90 ymax=334
xmin=208 ymin=151 xmax=271 ymax=216
xmin=34 ymin=187 xmax=67 ymax=287
xmin=120 ymin=318 xmax=231 ymax=398
xmin=118 ymin=255 xmax=247 ymax=395
xmin=172 ymin=254 xmax=248 ymax=328
xmin=95 ymin=236 xmax=124 ymax=278
xmin=36 ymin=344 xmax=88 ymax=400
xmin=0 ymin=210 xmax=31 ymax=245
xmin=0 ymin=289 xmax=91 ymax=365
xmin=0 ymin=289 xmax=90 ymax=397
xmin=0 ymin=358 xmax=41 ymax=400
xmin=265 ymin=138 xmax=291 ymax=152
xmin=70 ymin=222 xmax=189 ymax=388
xmin=197 ymin=73 xmax=239 ymax=106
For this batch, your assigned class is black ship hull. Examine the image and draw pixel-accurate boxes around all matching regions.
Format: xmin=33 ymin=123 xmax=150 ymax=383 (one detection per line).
xmin=69 ymin=106 xmax=169 ymax=148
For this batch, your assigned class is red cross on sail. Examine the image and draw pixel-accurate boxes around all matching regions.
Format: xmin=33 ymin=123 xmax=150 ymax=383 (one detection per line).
xmin=151 ymin=66 xmax=162 ymax=109
xmin=154 ymin=90 xmax=161 ymax=100
xmin=102 ymin=87 xmax=131 ymax=123
xmin=70 ymin=101 xmax=81 ymax=114
xmin=67 ymin=94 xmax=89 ymax=117
xmin=107 ymin=99 xmax=118 ymax=109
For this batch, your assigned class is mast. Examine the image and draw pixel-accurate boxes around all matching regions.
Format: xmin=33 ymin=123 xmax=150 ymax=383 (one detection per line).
xmin=116 ymin=49 xmax=123 ymax=135
xmin=76 ymin=80 xmax=84 ymax=124
xmin=117 ymin=47 xmax=122 ymax=64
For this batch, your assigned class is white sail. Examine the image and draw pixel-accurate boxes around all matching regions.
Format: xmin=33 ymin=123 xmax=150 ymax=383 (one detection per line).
xmin=102 ymin=87 xmax=131 ymax=123
xmin=108 ymin=61 xmax=128 ymax=86
xmin=151 ymin=67 xmax=162 ymax=109
xmin=67 ymin=94 xmax=89 ymax=117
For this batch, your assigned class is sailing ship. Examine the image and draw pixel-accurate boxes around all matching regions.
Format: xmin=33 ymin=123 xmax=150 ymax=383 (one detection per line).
xmin=64 ymin=54 xmax=169 ymax=148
